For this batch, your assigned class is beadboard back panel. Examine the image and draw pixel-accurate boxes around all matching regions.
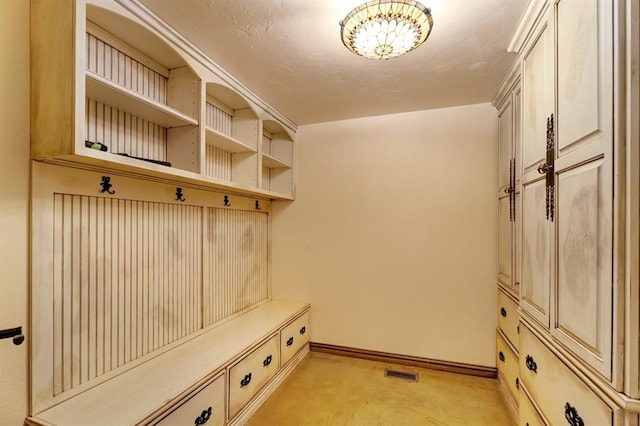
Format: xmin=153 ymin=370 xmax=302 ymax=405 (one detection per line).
xmin=204 ymin=209 xmax=269 ymax=325
xmin=205 ymin=145 xmax=232 ymax=181
xmin=86 ymin=99 xmax=168 ymax=161
xmin=206 ymin=101 xmax=233 ymax=136
xmin=86 ymin=30 xmax=168 ymax=103
xmin=31 ymin=162 xmax=272 ymax=414
xmin=52 ymin=194 xmax=202 ymax=395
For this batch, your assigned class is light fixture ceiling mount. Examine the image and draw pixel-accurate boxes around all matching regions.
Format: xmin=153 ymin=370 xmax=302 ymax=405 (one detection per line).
xmin=340 ymin=0 xmax=434 ymax=60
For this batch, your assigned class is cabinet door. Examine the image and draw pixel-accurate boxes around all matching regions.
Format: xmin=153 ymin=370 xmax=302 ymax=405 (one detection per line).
xmin=520 ymin=178 xmax=551 ymax=327
xmin=552 ymin=0 xmax=615 ymax=381
xmin=521 ymin=7 xmax=554 ymax=177
xmin=498 ymin=99 xmax=513 ymax=195
xmin=498 ymin=195 xmax=513 ymax=288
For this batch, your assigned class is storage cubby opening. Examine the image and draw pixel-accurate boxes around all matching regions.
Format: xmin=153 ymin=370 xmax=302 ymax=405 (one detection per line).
xmin=204 ymin=83 xmax=259 ymax=183
xmin=84 ymin=5 xmax=199 ymax=171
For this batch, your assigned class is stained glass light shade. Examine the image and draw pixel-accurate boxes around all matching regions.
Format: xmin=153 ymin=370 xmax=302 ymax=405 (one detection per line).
xmin=340 ymin=0 xmax=433 ymax=59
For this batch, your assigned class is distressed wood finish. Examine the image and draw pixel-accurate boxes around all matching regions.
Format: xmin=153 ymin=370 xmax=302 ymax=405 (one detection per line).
xmin=32 ymin=162 xmax=272 ymax=413
xmin=204 ymin=209 xmax=269 ymax=326
xmin=521 ymin=4 xmax=554 ymax=176
xmin=520 ymin=177 xmax=551 ymax=327
xmin=52 ymin=194 xmax=202 ymax=394
xmin=552 ymin=0 xmax=615 ymax=381
xmin=86 ymin=30 xmax=167 ymax=103
xmin=205 ymin=145 xmax=233 ymax=181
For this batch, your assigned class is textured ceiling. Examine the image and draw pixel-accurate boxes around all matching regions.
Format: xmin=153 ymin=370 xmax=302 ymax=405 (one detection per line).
xmin=138 ymin=0 xmax=529 ymax=125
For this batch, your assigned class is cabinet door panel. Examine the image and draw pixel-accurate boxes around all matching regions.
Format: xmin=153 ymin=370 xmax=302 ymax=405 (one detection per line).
xmin=553 ymin=0 xmax=614 ymax=381
xmin=556 ymin=0 xmax=611 ymax=156
xmin=522 ymin=10 xmax=553 ymax=174
xmin=521 ymin=178 xmax=550 ymax=327
xmin=498 ymin=195 xmax=513 ymax=287
xmin=498 ymin=99 xmax=513 ymax=194
xmin=554 ymin=156 xmax=612 ymax=379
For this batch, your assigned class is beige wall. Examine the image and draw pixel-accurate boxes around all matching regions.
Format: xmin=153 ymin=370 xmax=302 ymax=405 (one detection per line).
xmin=0 ymin=0 xmax=30 ymax=424
xmin=272 ymin=103 xmax=498 ymax=367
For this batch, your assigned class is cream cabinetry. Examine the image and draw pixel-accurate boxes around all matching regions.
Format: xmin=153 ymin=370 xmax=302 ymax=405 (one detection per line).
xmin=228 ymin=336 xmax=280 ymax=419
xmin=520 ymin=322 xmax=618 ymax=425
xmin=496 ymin=69 xmax=522 ymax=296
xmin=518 ymin=386 xmax=546 ymax=426
xmin=497 ymin=0 xmax=640 ymax=422
xmin=280 ymin=311 xmax=311 ymax=366
xmin=26 ymin=161 xmax=309 ymax=424
xmin=497 ymin=331 xmax=520 ymax=407
xmin=519 ymin=0 xmax=618 ymax=382
xmin=31 ymin=0 xmax=295 ymax=200
xmin=498 ymin=289 xmax=520 ymax=352
xmin=155 ymin=373 xmax=226 ymax=426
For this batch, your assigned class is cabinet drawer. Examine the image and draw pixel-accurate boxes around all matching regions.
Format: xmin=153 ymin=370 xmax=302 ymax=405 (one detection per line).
xmin=497 ymin=331 xmax=519 ymax=404
xmin=156 ymin=373 xmax=225 ymax=426
xmin=498 ymin=289 xmax=520 ymax=351
xmin=519 ymin=385 xmax=546 ymax=426
xmin=519 ymin=323 xmax=614 ymax=426
xmin=280 ymin=311 xmax=310 ymax=366
xmin=228 ymin=335 xmax=280 ymax=419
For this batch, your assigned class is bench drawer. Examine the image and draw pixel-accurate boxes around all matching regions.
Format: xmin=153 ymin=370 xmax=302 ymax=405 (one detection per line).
xmin=280 ymin=311 xmax=310 ymax=366
xmin=156 ymin=373 xmax=225 ymax=426
xmin=228 ymin=335 xmax=280 ymax=419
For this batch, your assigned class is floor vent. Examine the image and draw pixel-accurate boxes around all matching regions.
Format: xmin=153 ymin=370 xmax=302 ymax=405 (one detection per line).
xmin=384 ymin=369 xmax=418 ymax=382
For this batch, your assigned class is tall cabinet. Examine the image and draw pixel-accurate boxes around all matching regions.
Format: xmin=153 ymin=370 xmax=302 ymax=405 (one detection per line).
xmin=495 ymin=0 xmax=640 ymax=424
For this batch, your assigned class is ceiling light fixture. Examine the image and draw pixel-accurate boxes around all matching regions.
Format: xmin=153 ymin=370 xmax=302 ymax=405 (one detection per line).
xmin=339 ymin=0 xmax=433 ymax=60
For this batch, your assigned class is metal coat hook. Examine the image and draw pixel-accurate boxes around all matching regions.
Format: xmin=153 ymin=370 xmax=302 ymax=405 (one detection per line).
xmin=255 ymin=200 xmax=261 ymax=210
xmin=176 ymin=187 xmax=185 ymax=202
xmin=100 ymin=176 xmax=115 ymax=194
xmin=224 ymin=195 xmax=231 ymax=206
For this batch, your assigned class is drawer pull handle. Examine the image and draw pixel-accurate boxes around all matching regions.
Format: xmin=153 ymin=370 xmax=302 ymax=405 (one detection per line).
xmin=287 ymin=337 xmax=294 ymax=346
xmin=263 ymin=354 xmax=272 ymax=367
xmin=525 ymin=355 xmax=537 ymax=373
xmin=240 ymin=373 xmax=252 ymax=388
xmin=300 ymin=326 xmax=306 ymax=335
xmin=564 ymin=403 xmax=584 ymax=426
xmin=500 ymin=307 xmax=507 ymax=317
xmin=499 ymin=351 xmax=505 ymax=362
xmin=194 ymin=407 xmax=212 ymax=425
xmin=515 ymin=377 xmax=520 ymax=390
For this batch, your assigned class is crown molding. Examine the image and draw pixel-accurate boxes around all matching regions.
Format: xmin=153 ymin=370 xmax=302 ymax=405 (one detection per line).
xmin=507 ymin=0 xmax=548 ymax=53
xmin=114 ymin=0 xmax=297 ymax=133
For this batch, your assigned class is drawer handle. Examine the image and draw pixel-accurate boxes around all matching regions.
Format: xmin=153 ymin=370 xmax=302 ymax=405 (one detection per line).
xmin=525 ymin=355 xmax=537 ymax=373
xmin=500 ymin=307 xmax=507 ymax=317
xmin=300 ymin=326 xmax=306 ymax=335
xmin=564 ymin=403 xmax=584 ymax=426
xmin=499 ymin=351 xmax=505 ymax=362
xmin=287 ymin=337 xmax=294 ymax=346
xmin=194 ymin=407 xmax=212 ymax=425
xmin=263 ymin=354 xmax=272 ymax=367
xmin=240 ymin=373 xmax=252 ymax=388
xmin=515 ymin=377 xmax=520 ymax=390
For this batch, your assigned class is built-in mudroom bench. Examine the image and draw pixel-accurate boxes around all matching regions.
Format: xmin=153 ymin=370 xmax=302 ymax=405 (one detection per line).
xmin=27 ymin=163 xmax=309 ymax=425
xmin=28 ymin=0 xmax=306 ymax=423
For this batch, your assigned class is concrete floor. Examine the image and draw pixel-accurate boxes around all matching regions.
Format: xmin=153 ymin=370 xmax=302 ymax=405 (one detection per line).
xmin=247 ymin=352 xmax=515 ymax=426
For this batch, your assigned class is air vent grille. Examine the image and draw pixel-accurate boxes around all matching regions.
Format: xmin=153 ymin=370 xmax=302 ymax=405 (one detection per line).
xmin=384 ymin=369 xmax=418 ymax=382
